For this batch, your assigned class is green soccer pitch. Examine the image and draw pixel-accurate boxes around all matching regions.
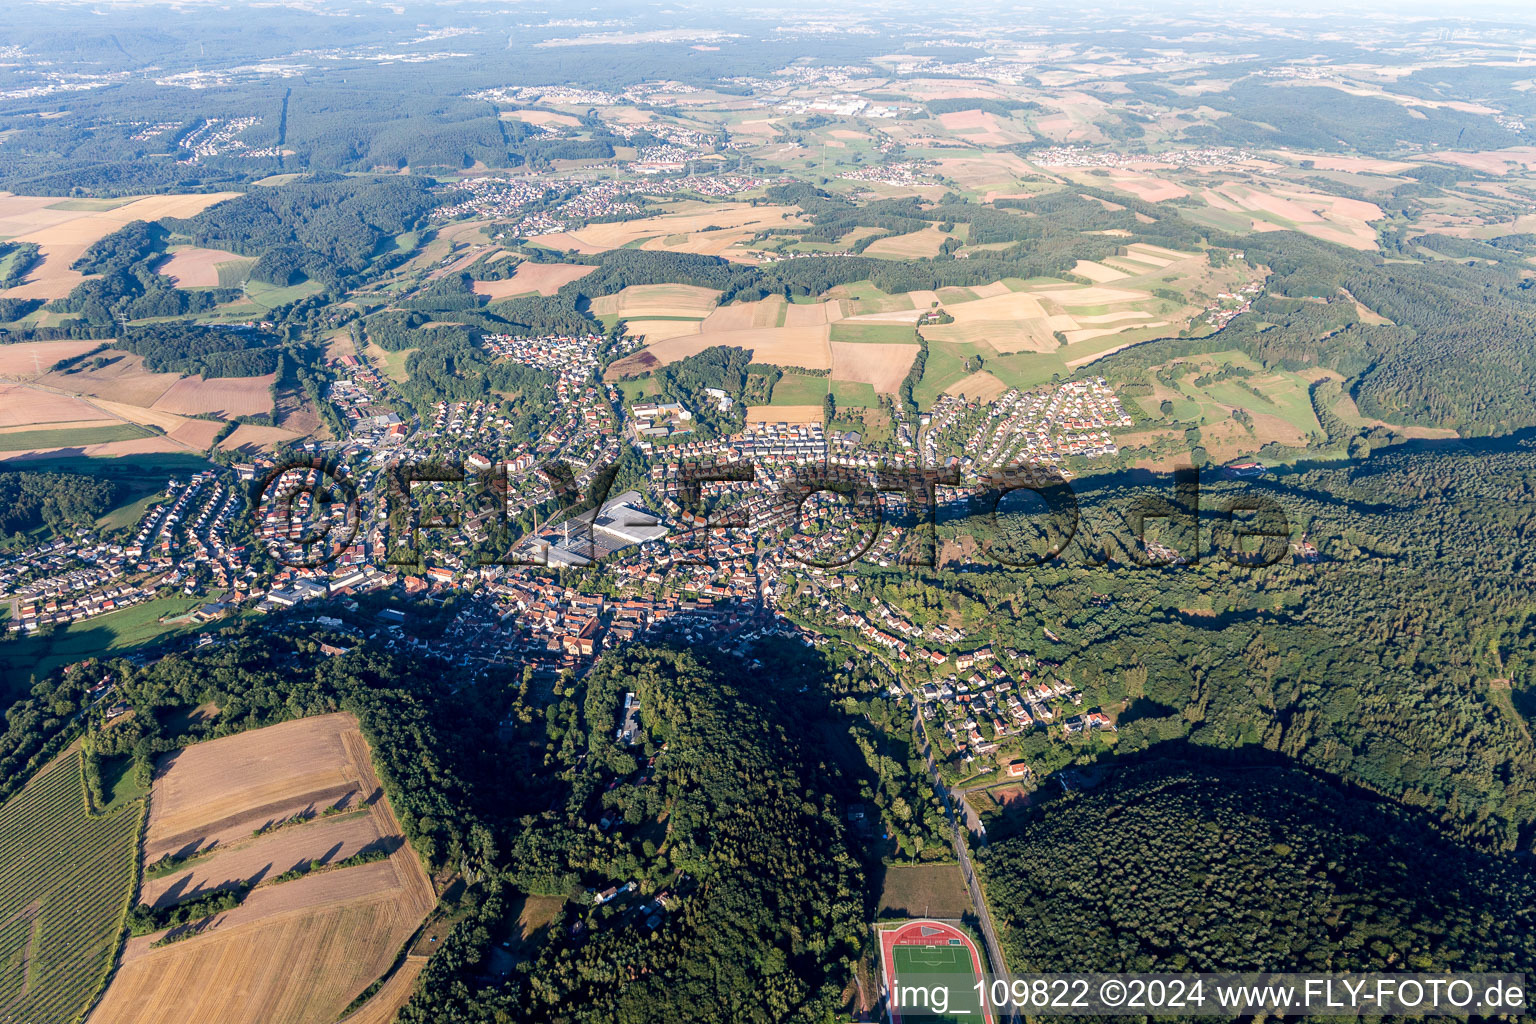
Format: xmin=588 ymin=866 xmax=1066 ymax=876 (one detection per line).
xmin=886 ymin=939 xmax=989 ymax=1023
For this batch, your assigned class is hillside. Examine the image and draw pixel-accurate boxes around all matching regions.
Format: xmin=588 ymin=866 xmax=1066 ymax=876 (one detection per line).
xmin=980 ymin=761 xmax=1536 ymax=973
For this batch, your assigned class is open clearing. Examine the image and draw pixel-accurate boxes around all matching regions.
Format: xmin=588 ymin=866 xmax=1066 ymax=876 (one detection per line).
xmin=91 ymin=713 xmax=435 ymax=1024
xmin=0 ymin=192 xmax=239 ymax=299
xmin=878 ymin=864 xmax=973 ymax=920
xmin=769 ymin=373 xmax=831 ymax=405
xmin=156 ymin=247 xmax=249 ymax=288
xmin=471 ymin=261 xmax=595 ymax=298
xmin=0 ymin=595 xmax=204 ymax=692
xmin=0 ymin=751 xmax=142 ymax=1024
xmin=830 ymin=342 xmax=919 ymax=394
xmin=150 ymin=374 xmax=275 ymax=419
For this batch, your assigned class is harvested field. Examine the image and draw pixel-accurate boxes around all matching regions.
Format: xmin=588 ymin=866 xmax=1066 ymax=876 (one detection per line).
xmin=698 ymin=296 xmax=782 ymax=331
xmin=925 ymin=320 xmax=1057 ymax=354
xmin=0 ymin=340 xmax=103 ymax=378
xmin=0 ymin=192 xmax=238 ymax=299
xmin=924 ymin=290 xmax=1059 ymax=353
xmin=841 ymin=307 xmax=930 ymax=324
xmin=1105 ymin=173 xmax=1188 ymax=202
xmin=1073 ymin=260 xmax=1128 ymax=282
xmin=1425 ymin=147 xmax=1536 ymax=175
xmin=1028 ymin=283 xmax=1152 ymax=307
xmin=145 ymin=714 xmax=366 ymax=862
xmin=1104 ymin=255 xmax=1161 ymax=274
xmin=1272 ymin=152 xmax=1417 ymax=174
xmin=0 ymin=435 xmax=186 ymax=461
xmin=830 ymin=341 xmax=918 ymax=394
xmin=36 ymin=351 xmax=182 ymax=408
xmin=93 ymin=867 xmax=428 ymax=1024
xmin=626 ymin=318 xmax=703 ymax=342
xmin=140 ymin=812 xmax=384 ymax=909
xmin=607 ymin=324 xmax=832 ymax=377
xmin=1074 ymin=311 xmax=1153 ymax=325
xmin=156 ymin=247 xmax=248 ymax=288
xmin=77 ymin=395 xmax=204 ymax=436
xmin=167 ymin=419 xmax=225 ymax=450
xmin=591 ymin=283 xmax=719 ymax=318
xmin=218 ymin=423 xmax=302 ymax=452
xmin=746 ymin=404 xmax=823 ymax=424
xmin=500 ymin=109 xmax=581 ymax=127
xmin=944 ymin=370 xmax=1009 ymax=402
xmin=151 ymin=374 xmax=275 ymax=419
xmin=472 ymin=262 xmax=595 ymax=298
xmin=863 ymin=227 xmax=949 ymax=258
xmin=531 ymin=202 xmax=803 ymax=254
xmin=946 ymin=291 xmax=1050 ymax=323
xmin=0 ymin=383 xmax=103 ymax=426
xmin=0 ymin=417 xmax=117 ymax=435
xmin=783 ymin=300 xmax=842 ymax=327
xmin=1126 ymin=242 xmax=1192 ymax=264
xmin=90 ymin=714 xmax=435 ymax=1024
xmin=1064 ymin=320 xmax=1169 ymax=344
xmin=338 ymin=956 xmax=430 ymax=1024
xmin=936 ymin=109 xmax=1028 ymax=147
xmin=1203 ymin=182 xmax=1382 ymax=249
xmin=934 ymin=154 xmax=1035 ymax=189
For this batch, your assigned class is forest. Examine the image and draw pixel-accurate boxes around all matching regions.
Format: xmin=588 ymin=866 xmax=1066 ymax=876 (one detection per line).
xmin=172 ymin=174 xmax=441 ymax=283
xmin=403 ymin=646 xmax=867 ymax=1024
xmin=982 ymin=761 xmax=1536 ymax=974
xmin=0 ymin=470 xmax=119 ymax=541
xmin=109 ymin=322 xmax=284 ymax=377
xmin=801 ymin=436 xmax=1536 ymax=853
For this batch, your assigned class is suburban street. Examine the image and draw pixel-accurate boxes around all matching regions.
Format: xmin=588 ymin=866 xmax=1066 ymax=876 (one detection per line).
xmin=910 ymin=697 xmax=1019 ymax=1024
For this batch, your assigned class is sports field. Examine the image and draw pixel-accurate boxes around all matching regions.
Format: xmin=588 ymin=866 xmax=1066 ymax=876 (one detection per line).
xmin=879 ymin=920 xmax=993 ymax=1024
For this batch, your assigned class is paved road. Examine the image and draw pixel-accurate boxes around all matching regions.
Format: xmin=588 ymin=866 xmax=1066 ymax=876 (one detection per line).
xmin=909 ymin=697 xmax=1019 ymax=1024
xmin=818 ymin=637 xmax=1018 ymax=1023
